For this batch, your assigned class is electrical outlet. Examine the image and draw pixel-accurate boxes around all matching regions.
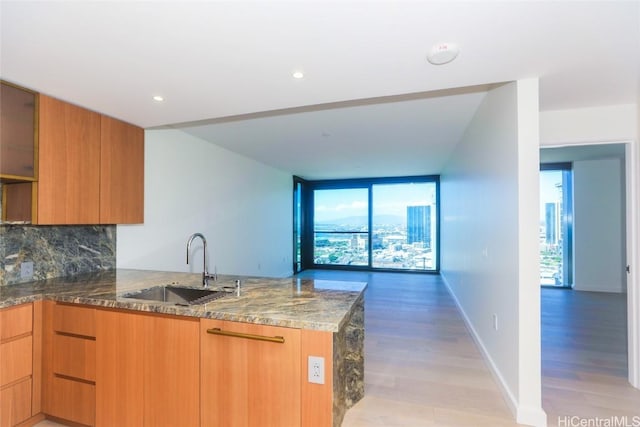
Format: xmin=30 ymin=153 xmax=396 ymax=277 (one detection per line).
xmin=308 ymin=356 xmax=325 ymax=385
xmin=20 ymin=261 xmax=34 ymax=280
xmin=492 ymin=313 xmax=498 ymax=331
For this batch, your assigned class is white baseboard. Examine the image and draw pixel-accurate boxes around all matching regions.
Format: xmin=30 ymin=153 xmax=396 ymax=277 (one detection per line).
xmin=573 ymin=284 xmax=625 ymax=293
xmin=517 ymin=405 xmax=548 ymax=427
xmin=441 ymin=274 xmax=547 ymax=427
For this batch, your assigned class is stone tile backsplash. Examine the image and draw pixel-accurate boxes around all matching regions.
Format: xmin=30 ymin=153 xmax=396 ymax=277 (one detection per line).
xmin=0 ymin=224 xmax=116 ymax=286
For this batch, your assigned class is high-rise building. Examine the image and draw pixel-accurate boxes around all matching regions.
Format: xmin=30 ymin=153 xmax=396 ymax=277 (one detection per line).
xmin=406 ymin=205 xmax=431 ymax=247
xmin=545 ymin=202 xmax=559 ymax=245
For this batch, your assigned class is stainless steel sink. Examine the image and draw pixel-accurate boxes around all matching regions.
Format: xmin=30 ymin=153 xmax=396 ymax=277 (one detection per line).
xmin=122 ymin=285 xmax=227 ymax=305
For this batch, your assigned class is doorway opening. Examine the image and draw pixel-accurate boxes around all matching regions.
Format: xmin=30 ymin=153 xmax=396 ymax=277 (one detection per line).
xmin=539 ymin=143 xmax=637 ymax=418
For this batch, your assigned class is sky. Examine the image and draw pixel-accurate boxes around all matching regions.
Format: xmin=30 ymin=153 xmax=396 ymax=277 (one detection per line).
xmin=313 ymin=174 xmax=561 ymax=223
xmin=314 ymin=183 xmax=436 ymax=222
xmin=540 ymin=170 xmax=564 ymax=221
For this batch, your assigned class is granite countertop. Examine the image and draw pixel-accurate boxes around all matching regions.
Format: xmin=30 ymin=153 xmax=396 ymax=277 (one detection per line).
xmin=0 ymin=269 xmax=366 ymax=332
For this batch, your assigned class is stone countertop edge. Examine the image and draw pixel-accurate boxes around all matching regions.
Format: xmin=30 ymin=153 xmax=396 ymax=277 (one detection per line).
xmin=0 ymin=269 xmax=367 ymax=332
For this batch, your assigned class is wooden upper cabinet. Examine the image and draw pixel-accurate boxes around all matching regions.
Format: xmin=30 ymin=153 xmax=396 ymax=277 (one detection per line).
xmin=0 ymin=82 xmax=37 ymax=180
xmin=1 ymin=81 xmax=37 ymax=224
xmin=35 ymin=94 xmax=144 ymax=225
xmin=37 ymin=94 xmax=101 ymax=224
xmin=100 ymin=116 xmax=144 ymax=224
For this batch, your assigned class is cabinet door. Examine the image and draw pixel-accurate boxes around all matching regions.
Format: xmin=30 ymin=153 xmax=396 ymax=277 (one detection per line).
xmin=37 ymin=95 xmax=101 ymax=224
xmin=100 ymin=116 xmax=144 ymax=224
xmin=143 ymin=314 xmax=199 ymax=427
xmin=0 ymin=82 xmax=36 ymax=179
xmin=96 ymin=310 xmax=199 ymax=427
xmin=95 ymin=310 xmax=144 ymax=427
xmin=200 ymin=319 xmax=301 ymax=427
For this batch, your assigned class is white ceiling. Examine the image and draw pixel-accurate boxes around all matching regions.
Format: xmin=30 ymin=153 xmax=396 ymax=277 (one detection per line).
xmin=1 ymin=1 xmax=638 ymax=179
xmin=540 ymin=143 xmax=626 ymax=163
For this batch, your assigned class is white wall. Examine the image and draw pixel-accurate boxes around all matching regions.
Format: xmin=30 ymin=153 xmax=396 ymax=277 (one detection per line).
xmin=634 ymin=67 xmax=640 ymax=387
xmin=117 ymin=128 xmax=293 ymax=278
xmin=540 ymin=104 xmax=637 ymax=146
xmin=573 ymin=158 xmax=626 ymax=293
xmin=440 ymin=80 xmax=544 ymax=426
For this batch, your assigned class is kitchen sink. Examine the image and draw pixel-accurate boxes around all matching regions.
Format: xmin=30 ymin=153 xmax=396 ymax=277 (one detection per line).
xmin=122 ymin=285 xmax=227 ymax=305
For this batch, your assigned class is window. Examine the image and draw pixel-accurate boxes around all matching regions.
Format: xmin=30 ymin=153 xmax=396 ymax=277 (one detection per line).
xmin=540 ymin=163 xmax=573 ymax=287
xmin=313 ymin=188 xmax=369 ymax=266
xmin=372 ymin=182 xmax=437 ymax=270
xmin=293 ymin=179 xmax=302 ymax=273
xmin=295 ymin=176 xmax=439 ymax=273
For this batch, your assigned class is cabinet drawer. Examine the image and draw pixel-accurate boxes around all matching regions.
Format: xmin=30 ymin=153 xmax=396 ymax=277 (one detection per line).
xmin=53 ymin=304 xmax=95 ymax=337
xmin=0 ymin=304 xmax=32 ymax=341
xmin=53 ymin=334 xmax=96 ymax=382
xmin=0 ymin=336 xmax=32 ymax=386
xmin=47 ymin=376 xmax=95 ymax=426
xmin=0 ymin=378 xmax=32 ymax=427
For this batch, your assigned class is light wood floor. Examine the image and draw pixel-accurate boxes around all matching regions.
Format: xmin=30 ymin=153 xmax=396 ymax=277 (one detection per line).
xmin=541 ymin=288 xmax=640 ymax=426
xmin=298 ymin=270 xmax=523 ymax=427
xmin=36 ymin=271 xmax=640 ymax=427
xmin=298 ymin=270 xmax=640 ymax=427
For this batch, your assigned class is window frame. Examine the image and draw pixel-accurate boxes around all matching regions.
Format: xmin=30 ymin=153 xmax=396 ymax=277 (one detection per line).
xmin=539 ymin=162 xmax=573 ymax=288
xmin=295 ymin=175 xmax=440 ymax=273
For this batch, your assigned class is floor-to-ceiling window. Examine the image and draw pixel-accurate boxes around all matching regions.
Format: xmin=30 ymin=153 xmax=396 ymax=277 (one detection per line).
xmin=540 ymin=163 xmax=573 ymax=287
xmin=371 ymin=182 xmax=437 ymax=270
xmin=296 ymin=176 xmax=439 ymax=272
xmin=314 ymin=187 xmax=369 ymax=266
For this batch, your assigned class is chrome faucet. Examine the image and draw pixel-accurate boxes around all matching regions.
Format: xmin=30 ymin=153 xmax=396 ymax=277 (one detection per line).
xmin=186 ymin=233 xmax=216 ymax=287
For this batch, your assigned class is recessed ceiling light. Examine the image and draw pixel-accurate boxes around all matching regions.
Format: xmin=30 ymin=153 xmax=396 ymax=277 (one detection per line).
xmin=426 ymin=43 xmax=460 ymax=65
xmin=153 ymin=95 xmax=164 ymax=102
xmin=292 ymin=71 xmax=304 ymax=79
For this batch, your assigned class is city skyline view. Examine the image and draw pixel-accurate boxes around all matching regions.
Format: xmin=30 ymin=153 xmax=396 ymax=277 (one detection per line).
xmin=539 ymin=168 xmax=571 ymax=287
xmin=313 ymin=182 xmax=438 ymax=271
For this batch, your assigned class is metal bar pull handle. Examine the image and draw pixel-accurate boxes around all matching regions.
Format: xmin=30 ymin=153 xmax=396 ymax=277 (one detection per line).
xmin=206 ymin=327 xmax=285 ymax=344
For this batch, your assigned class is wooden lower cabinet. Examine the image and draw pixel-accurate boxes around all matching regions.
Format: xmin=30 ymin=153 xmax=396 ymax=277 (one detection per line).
xmin=95 ymin=309 xmax=199 ymax=427
xmin=0 ymin=336 xmax=32 ymax=386
xmin=42 ymin=302 xmax=96 ymax=426
xmin=95 ymin=309 xmax=143 ymax=427
xmin=30 ymin=302 xmax=333 ymax=426
xmin=0 ymin=302 xmax=40 ymax=427
xmin=47 ymin=377 xmax=95 ymax=426
xmin=200 ymin=319 xmax=301 ymax=427
xmin=0 ymin=379 xmax=31 ymax=427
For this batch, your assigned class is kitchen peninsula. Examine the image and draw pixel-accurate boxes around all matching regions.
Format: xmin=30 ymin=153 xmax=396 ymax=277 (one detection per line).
xmin=0 ymin=269 xmax=366 ymax=427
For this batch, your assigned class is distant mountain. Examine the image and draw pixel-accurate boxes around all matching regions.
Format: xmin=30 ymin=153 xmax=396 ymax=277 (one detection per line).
xmin=316 ymin=214 xmax=404 ymax=226
xmin=375 ymin=214 xmax=405 ymax=225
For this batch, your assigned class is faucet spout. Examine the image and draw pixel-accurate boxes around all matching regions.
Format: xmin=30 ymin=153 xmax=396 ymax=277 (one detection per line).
xmin=186 ymin=233 xmax=215 ymax=287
